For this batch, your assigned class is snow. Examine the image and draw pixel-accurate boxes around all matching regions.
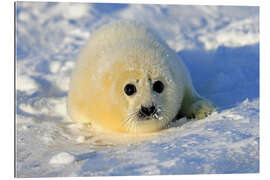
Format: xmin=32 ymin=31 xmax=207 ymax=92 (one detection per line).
xmin=49 ymin=152 xmax=76 ymax=165
xmin=16 ymin=75 xmax=38 ymax=95
xmin=15 ymin=2 xmax=259 ymax=178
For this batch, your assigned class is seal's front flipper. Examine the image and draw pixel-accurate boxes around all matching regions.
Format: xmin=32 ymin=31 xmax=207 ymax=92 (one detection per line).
xmin=185 ymin=99 xmax=216 ymax=119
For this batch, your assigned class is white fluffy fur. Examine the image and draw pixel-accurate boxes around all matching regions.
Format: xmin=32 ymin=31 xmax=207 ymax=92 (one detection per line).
xmin=68 ymin=21 xmax=215 ymax=133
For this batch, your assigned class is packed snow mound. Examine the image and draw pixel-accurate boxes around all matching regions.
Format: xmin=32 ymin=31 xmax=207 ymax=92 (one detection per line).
xmin=15 ymin=2 xmax=259 ymax=177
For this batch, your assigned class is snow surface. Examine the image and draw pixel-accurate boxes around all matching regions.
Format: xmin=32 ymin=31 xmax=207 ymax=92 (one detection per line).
xmin=15 ymin=2 xmax=259 ymax=177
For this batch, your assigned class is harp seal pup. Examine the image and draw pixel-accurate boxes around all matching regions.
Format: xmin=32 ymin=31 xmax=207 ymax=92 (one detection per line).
xmin=67 ymin=21 xmax=215 ymax=133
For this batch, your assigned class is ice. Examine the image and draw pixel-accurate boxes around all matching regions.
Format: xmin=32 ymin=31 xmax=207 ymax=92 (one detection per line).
xmin=15 ymin=2 xmax=259 ymax=177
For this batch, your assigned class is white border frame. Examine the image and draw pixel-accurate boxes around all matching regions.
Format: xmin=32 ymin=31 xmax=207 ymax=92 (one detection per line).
xmin=3 ymin=0 xmax=268 ymax=179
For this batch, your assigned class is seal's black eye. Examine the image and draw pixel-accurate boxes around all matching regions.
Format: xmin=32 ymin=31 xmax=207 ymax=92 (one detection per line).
xmin=153 ymin=80 xmax=164 ymax=93
xmin=124 ymin=84 xmax=136 ymax=96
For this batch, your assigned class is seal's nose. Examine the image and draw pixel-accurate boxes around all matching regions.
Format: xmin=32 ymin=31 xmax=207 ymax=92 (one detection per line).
xmin=140 ymin=105 xmax=156 ymax=116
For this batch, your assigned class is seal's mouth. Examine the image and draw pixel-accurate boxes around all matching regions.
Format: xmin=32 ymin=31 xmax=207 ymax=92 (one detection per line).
xmin=137 ymin=105 xmax=163 ymax=121
xmin=123 ymin=104 xmax=168 ymax=133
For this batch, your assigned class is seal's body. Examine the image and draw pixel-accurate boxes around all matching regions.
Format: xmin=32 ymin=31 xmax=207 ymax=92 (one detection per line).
xmin=68 ymin=21 xmax=215 ymax=133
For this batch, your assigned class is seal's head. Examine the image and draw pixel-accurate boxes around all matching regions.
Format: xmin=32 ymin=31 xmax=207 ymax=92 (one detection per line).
xmin=68 ymin=39 xmax=185 ymax=133
xmin=98 ymin=42 xmax=184 ymax=133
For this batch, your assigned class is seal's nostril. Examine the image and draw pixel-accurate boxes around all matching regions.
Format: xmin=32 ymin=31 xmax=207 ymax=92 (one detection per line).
xmin=149 ymin=105 xmax=155 ymax=114
xmin=141 ymin=106 xmax=149 ymax=116
xmin=141 ymin=105 xmax=156 ymax=116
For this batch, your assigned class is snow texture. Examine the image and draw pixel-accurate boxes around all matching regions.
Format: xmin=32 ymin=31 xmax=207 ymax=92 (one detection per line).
xmin=49 ymin=152 xmax=76 ymax=165
xmin=15 ymin=2 xmax=259 ymax=177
